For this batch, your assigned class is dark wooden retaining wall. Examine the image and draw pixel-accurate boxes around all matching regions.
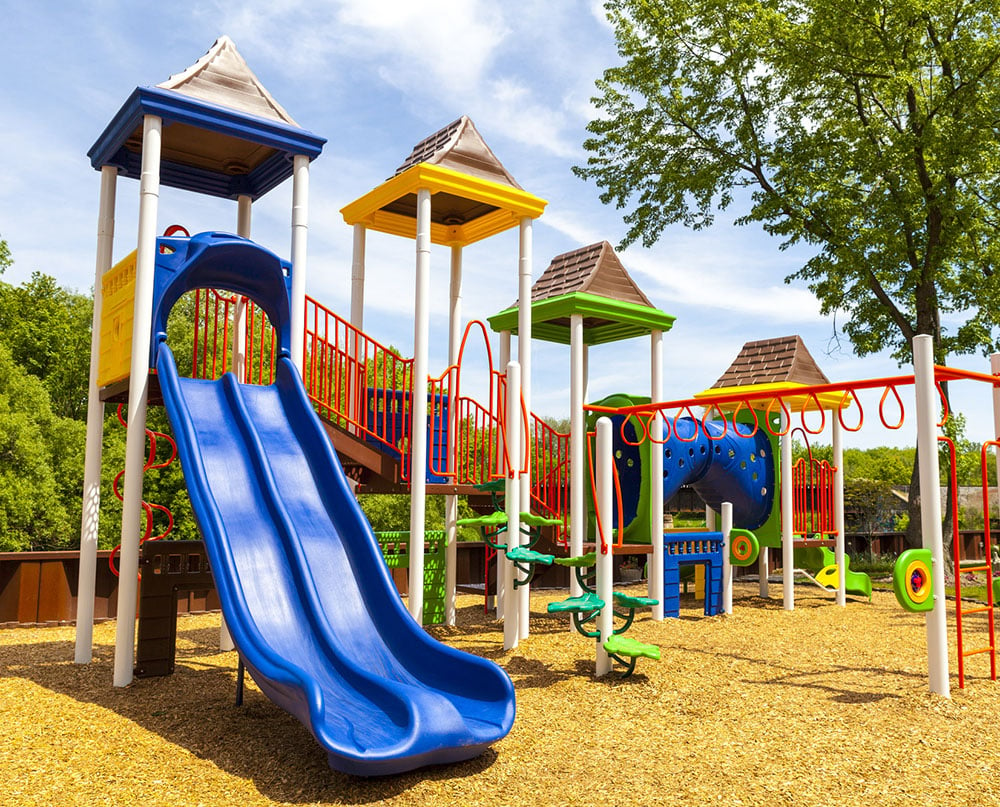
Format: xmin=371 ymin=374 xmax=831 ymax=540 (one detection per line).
xmin=5 ymin=531 xmax=989 ymax=628
xmin=0 ymin=542 xmax=494 ymax=628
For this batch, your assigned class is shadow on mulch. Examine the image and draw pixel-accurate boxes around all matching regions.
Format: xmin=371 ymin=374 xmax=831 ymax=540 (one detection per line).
xmin=0 ymin=623 xmax=505 ymax=805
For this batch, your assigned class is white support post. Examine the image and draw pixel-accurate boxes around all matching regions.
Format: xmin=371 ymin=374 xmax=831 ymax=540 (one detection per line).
xmin=445 ymin=245 xmax=462 ymax=626
xmin=570 ymin=314 xmax=585 ymax=599
xmin=289 ymin=155 xmax=309 ymax=371
xmin=350 ymin=223 xmax=366 ymax=332
xmin=230 ymin=195 xmax=252 ymax=381
xmin=721 ymin=501 xmax=733 ymax=614
xmin=113 ymin=115 xmax=161 ymax=687
xmin=347 ymin=223 xmax=367 ymax=436
xmin=913 ymin=334 xmax=950 ymax=697
xmin=517 ymin=218 xmax=532 ymax=642
xmin=833 ymin=416 xmax=847 ymax=607
xmin=219 ymin=194 xmax=253 ymax=656
xmin=649 ymin=330 xmax=664 ymax=619
xmin=75 ymin=165 xmax=117 ymax=665
xmin=408 ymin=188 xmax=432 ymax=624
xmin=706 ymin=505 xmax=716 ymax=531
xmin=504 ymin=361 xmax=522 ymax=650
xmin=781 ymin=409 xmax=794 ymax=610
xmin=496 ymin=330 xmax=511 ymax=621
xmin=595 ymin=417 xmax=614 ymax=676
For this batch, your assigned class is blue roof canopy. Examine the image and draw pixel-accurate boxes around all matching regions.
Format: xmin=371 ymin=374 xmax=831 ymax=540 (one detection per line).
xmin=88 ymin=86 xmax=326 ymax=201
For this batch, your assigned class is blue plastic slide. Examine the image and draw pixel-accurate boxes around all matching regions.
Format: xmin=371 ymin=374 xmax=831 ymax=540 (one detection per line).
xmin=151 ymin=233 xmax=514 ymax=776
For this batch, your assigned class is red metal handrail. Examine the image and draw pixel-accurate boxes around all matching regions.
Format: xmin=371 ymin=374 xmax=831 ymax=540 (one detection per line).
xmin=531 ymin=415 xmax=570 ymax=545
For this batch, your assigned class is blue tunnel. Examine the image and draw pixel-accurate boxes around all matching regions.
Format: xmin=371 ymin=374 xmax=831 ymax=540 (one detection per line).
xmin=590 ymin=395 xmax=775 ymax=541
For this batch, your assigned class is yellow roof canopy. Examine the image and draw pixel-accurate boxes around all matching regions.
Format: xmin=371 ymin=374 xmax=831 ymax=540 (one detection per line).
xmin=340 ymin=116 xmax=546 ymax=247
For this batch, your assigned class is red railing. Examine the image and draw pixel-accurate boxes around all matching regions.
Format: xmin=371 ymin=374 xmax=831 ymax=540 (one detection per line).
xmin=189 ymin=291 xmax=561 ymax=519
xmin=192 ymin=288 xmax=239 ymax=380
xmin=532 ymin=414 xmax=570 ymax=544
xmin=304 ymin=296 xmax=414 ymax=464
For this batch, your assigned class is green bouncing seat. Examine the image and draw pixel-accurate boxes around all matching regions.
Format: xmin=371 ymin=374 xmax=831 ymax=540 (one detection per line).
xmin=603 ymin=634 xmax=661 ymax=677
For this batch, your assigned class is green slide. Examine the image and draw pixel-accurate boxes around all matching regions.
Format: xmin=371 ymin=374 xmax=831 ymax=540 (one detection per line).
xmin=793 ymin=545 xmax=873 ymax=601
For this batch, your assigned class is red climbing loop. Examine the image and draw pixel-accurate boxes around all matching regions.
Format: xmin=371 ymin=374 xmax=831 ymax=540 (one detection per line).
xmin=109 ymin=404 xmax=177 ymax=577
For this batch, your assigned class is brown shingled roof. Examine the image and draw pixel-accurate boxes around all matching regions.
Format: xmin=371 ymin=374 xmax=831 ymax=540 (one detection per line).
xmin=711 ymin=335 xmax=830 ymax=389
xmin=157 ymin=36 xmax=298 ymax=127
xmin=523 ymin=241 xmax=654 ymax=306
xmin=393 ymin=116 xmax=522 ymax=189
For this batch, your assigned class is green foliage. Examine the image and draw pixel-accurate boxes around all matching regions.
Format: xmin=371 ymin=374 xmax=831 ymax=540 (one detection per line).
xmin=0 ymin=272 xmax=92 ymax=419
xmin=844 ymin=478 xmax=901 ymax=536
xmin=0 ymin=342 xmax=85 ymax=550
xmin=358 ymin=494 xmax=482 ymax=541
xmin=792 ymin=439 xmax=996 ymax=487
xmin=579 ymin=0 xmax=1000 ymax=364
xmin=0 ymin=236 xmax=10 ymax=275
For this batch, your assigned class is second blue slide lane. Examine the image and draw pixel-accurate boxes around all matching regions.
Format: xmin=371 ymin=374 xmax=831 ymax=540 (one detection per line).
xmin=157 ymin=341 xmax=515 ymax=776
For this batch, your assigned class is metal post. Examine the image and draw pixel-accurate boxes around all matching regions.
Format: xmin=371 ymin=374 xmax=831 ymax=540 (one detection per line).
xmin=407 ymin=188 xmax=432 ymax=624
xmin=504 ymin=361 xmax=522 ymax=650
xmin=721 ymin=501 xmax=733 ymax=614
xmin=913 ymin=334 xmax=949 ymax=697
xmin=220 ymin=194 xmax=253 ymax=655
xmin=833 ymin=416 xmax=847 ymax=607
xmin=517 ymin=218 xmax=532 ymax=641
xmin=289 ymin=155 xmax=309 ymax=371
xmin=595 ymin=417 xmax=614 ymax=676
xmin=113 ymin=115 xmax=161 ymax=687
xmin=649 ymin=329 xmax=664 ymax=619
xmin=230 ymin=195 xmax=251 ymax=381
xmin=781 ymin=408 xmax=794 ymax=611
xmin=570 ymin=314 xmax=585 ymax=599
xmin=445 ymin=245 xmax=462 ymax=626
xmin=75 ymin=164 xmax=117 ymax=664
xmin=350 ymin=223 xmax=366 ymax=332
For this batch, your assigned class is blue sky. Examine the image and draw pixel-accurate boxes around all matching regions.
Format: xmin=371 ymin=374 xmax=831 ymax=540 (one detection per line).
xmin=2 ymin=0 xmax=995 ymax=450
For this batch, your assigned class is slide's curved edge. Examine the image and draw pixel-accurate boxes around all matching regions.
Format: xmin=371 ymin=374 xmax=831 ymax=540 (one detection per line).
xmin=155 ymin=340 xmax=515 ymax=776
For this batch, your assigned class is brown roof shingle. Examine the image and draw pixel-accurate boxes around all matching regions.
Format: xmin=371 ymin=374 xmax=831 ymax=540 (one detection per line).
xmin=393 ymin=116 xmax=522 ymax=189
xmin=522 ymin=241 xmax=654 ymax=306
xmin=711 ymin=335 xmax=830 ymax=389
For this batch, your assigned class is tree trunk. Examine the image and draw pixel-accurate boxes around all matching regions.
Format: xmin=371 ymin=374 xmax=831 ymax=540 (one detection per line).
xmin=905 ymin=446 xmax=923 ymax=550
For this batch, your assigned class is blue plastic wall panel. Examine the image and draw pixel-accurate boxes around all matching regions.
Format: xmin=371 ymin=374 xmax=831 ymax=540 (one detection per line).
xmin=661 ymin=531 xmax=724 ymax=618
xmin=364 ymin=388 xmax=451 ymax=483
xmin=88 ymin=87 xmax=326 ymax=200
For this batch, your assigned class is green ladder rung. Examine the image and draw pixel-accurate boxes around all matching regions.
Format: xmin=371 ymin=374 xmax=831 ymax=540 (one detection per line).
xmin=456 ymin=511 xmax=508 ymax=528
xmin=547 ymin=592 xmax=605 ymax=614
xmin=506 ymin=546 xmax=554 ymax=565
xmin=603 ymin=634 xmax=660 ymax=660
xmin=612 ymin=592 xmax=658 ymax=609
xmin=518 ymin=512 xmax=563 ymax=527
xmin=554 ymin=552 xmax=596 ymax=568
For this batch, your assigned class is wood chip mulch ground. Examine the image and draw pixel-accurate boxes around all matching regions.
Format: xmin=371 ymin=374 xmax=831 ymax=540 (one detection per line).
xmin=2 ymin=582 xmax=999 ymax=806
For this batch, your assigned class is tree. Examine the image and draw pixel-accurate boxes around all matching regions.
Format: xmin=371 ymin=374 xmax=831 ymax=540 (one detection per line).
xmin=0 ymin=236 xmax=11 ymax=275
xmin=577 ymin=0 xmax=1000 ymax=546
xmin=0 ymin=342 xmax=85 ymax=550
xmin=0 ymin=272 xmax=92 ymax=419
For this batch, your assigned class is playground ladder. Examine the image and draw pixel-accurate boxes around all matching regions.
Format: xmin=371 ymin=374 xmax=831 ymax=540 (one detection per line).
xmin=951 ymin=437 xmax=997 ymax=688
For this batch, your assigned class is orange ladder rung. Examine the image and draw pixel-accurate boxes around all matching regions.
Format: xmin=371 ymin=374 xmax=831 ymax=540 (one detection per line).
xmin=962 ymin=645 xmax=996 ymax=659
xmin=961 ymin=564 xmax=990 ymax=573
xmin=960 ymin=605 xmax=995 ymax=616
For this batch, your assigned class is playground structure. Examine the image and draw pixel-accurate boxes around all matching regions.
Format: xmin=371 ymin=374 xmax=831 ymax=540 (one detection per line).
xmin=67 ymin=34 xmax=1000 ymax=776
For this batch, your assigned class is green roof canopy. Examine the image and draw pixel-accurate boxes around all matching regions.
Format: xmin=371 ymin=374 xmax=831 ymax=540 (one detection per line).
xmin=487 ymin=242 xmax=675 ymax=345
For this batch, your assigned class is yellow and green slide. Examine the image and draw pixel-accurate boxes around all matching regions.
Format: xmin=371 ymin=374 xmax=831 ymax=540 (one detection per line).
xmin=793 ymin=545 xmax=873 ymax=601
